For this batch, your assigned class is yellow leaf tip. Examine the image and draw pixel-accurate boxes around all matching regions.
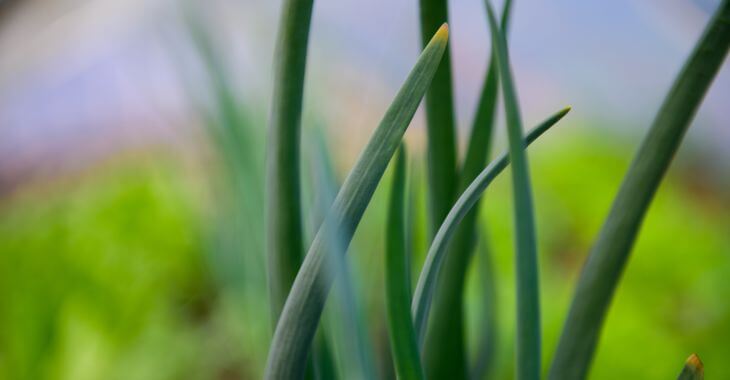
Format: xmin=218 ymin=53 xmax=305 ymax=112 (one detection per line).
xmin=686 ymin=353 xmax=704 ymax=372
xmin=435 ymin=23 xmax=449 ymax=41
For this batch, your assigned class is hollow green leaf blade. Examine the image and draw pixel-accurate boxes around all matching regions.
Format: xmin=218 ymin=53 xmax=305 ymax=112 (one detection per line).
xmin=549 ymin=3 xmax=730 ymax=379
xmin=412 ymin=107 xmax=570 ymax=344
xmin=385 ymin=146 xmax=424 ymax=380
xmin=329 ymin=249 xmax=377 ymax=380
xmin=463 ymin=0 xmax=513 ymax=187
xmin=485 ymin=3 xmax=542 ymax=379
xmin=264 ymin=25 xmax=450 ymax=380
xmin=677 ymin=354 xmax=704 ymax=380
xmin=423 ymin=1 xmax=513 ymax=377
xmin=266 ymin=0 xmax=314 ymax=323
xmin=307 ymin=130 xmax=344 ymax=380
xmin=419 ymin=0 xmax=459 ymax=235
xmin=309 ymin=140 xmax=377 ymax=379
xmin=470 ymin=233 xmax=499 ymax=380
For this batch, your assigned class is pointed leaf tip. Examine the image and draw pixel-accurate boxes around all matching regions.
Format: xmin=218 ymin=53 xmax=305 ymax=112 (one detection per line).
xmin=686 ymin=353 xmax=703 ymax=372
xmin=677 ymin=353 xmax=704 ymax=380
xmin=435 ymin=23 xmax=449 ymax=41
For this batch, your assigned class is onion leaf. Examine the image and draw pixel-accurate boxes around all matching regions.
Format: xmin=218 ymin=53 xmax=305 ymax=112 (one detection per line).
xmin=264 ymin=25 xmax=450 ymax=380
xmin=549 ymin=2 xmax=730 ymax=379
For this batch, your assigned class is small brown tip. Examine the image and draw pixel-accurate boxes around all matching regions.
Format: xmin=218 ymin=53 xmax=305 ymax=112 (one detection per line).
xmin=435 ymin=23 xmax=449 ymax=41
xmin=686 ymin=353 xmax=704 ymax=372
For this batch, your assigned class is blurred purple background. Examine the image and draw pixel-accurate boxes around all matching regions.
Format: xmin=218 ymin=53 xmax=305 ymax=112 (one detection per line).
xmin=1 ymin=0 xmax=728 ymax=195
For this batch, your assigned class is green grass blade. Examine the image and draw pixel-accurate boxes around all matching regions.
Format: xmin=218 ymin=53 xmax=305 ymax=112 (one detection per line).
xmin=463 ymin=0 xmax=513 ymax=182
xmin=385 ymin=146 xmax=424 ymax=380
xmin=306 ymin=127 xmax=339 ymax=240
xmin=423 ymin=1 xmax=513 ymax=377
xmin=549 ymin=3 xmax=730 ymax=379
xmin=677 ymin=354 xmax=704 ymax=380
xmin=307 ymin=131 xmax=342 ymax=380
xmin=311 ymin=142 xmax=377 ymax=380
xmin=470 ymin=233 xmax=499 ymax=380
xmin=264 ymin=25 xmax=449 ymax=380
xmin=329 ymin=250 xmax=377 ymax=380
xmin=412 ymin=107 xmax=570 ymax=345
xmin=266 ymin=0 xmax=314 ymax=323
xmin=313 ymin=332 xmax=337 ymax=380
xmin=486 ymin=3 xmax=542 ymax=378
xmin=419 ymin=0 xmax=459 ymax=234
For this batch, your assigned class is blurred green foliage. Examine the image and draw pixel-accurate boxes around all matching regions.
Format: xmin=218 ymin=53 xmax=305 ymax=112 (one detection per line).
xmin=0 ymin=162 xmax=269 ymax=379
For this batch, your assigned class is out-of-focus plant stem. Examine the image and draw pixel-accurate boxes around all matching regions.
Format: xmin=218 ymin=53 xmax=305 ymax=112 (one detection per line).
xmin=266 ymin=0 xmax=314 ymax=323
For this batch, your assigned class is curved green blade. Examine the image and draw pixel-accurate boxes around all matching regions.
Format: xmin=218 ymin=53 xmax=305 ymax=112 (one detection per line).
xmin=264 ymin=25 xmax=450 ymax=380
xmin=423 ymin=1 xmax=513 ymax=377
xmin=549 ymin=2 xmax=730 ymax=379
xmin=412 ymin=107 xmax=570 ymax=345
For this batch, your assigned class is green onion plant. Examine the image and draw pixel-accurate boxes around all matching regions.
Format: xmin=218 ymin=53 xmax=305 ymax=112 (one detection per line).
xmin=257 ymin=0 xmax=730 ymax=379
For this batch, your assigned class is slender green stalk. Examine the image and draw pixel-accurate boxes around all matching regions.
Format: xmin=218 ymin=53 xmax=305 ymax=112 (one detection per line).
xmin=677 ymin=354 xmax=704 ymax=380
xmin=311 ymin=142 xmax=377 ymax=379
xmin=264 ymin=25 xmax=449 ymax=380
xmin=470 ymin=234 xmax=499 ymax=380
xmin=549 ymin=3 xmax=730 ymax=379
xmin=413 ymin=108 xmax=570 ymax=345
xmin=419 ymin=0 xmax=459 ymax=233
xmin=330 ymin=248 xmax=377 ymax=380
xmin=485 ymin=3 xmax=542 ymax=378
xmin=308 ymin=131 xmax=343 ymax=380
xmin=385 ymin=146 xmax=424 ymax=380
xmin=313 ymin=332 xmax=336 ymax=380
xmin=463 ymin=0 xmax=513 ymax=184
xmin=423 ymin=1 xmax=512 ymax=377
xmin=266 ymin=0 xmax=315 ymax=323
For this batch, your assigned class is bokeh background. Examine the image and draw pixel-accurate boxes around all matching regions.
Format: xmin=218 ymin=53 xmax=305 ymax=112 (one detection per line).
xmin=0 ymin=0 xmax=729 ymax=379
